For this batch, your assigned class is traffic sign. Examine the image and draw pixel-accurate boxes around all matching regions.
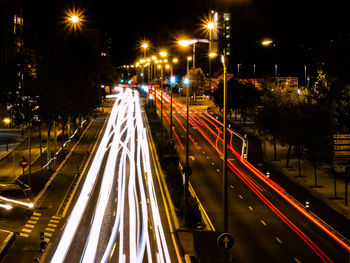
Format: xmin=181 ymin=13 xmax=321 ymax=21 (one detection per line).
xmin=167 ymin=139 xmax=175 ymax=148
xmin=333 ymin=134 xmax=350 ymax=139
xmin=19 ymin=157 xmax=28 ymax=168
xmin=217 ymin=233 xmax=234 ymax=251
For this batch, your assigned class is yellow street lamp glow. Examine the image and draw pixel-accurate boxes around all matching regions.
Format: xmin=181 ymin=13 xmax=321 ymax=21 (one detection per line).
xmin=209 ymin=52 xmax=217 ymax=57
xmin=69 ymin=15 xmax=79 ymax=23
xmin=163 ymin=59 xmax=168 ymax=63
xmin=146 ymin=58 xmax=151 ymax=62
xmin=155 ymin=60 xmax=158 ymax=64
xmin=140 ymin=59 xmax=146 ymax=64
xmin=3 ymin=117 xmax=11 ymax=125
xmin=172 ymin=58 xmax=179 ymax=63
xmin=157 ymin=65 xmax=161 ymax=69
xmin=141 ymin=43 xmax=148 ymax=49
xmin=136 ymin=62 xmax=140 ymax=67
xmin=151 ymin=56 xmax=157 ymax=60
xmin=187 ymin=56 xmax=192 ymax=61
xmin=159 ymin=51 xmax=167 ymax=57
xmin=206 ymin=22 xmax=215 ymax=30
xmin=165 ymin=64 xmax=170 ymax=69
xmin=262 ymin=40 xmax=273 ymax=46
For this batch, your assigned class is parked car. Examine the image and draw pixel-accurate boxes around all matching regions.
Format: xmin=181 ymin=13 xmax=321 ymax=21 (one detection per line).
xmin=0 ymin=184 xmax=34 ymax=216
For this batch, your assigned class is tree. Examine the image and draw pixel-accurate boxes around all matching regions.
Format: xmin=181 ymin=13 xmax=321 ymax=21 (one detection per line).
xmin=188 ymin=68 xmax=205 ymax=102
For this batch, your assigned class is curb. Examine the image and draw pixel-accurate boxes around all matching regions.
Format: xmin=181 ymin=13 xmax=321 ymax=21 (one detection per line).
xmin=0 ymin=231 xmax=15 ymax=259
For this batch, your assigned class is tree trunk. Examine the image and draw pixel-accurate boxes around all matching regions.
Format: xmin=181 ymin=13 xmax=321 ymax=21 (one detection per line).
xmin=46 ymin=124 xmax=51 ymax=170
xmin=286 ymin=144 xmax=291 ymax=168
xmin=273 ymin=136 xmax=277 ymax=161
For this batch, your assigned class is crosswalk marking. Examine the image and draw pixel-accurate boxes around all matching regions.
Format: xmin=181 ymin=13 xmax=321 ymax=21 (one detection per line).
xmin=20 ymin=233 xmax=29 ymax=238
xmin=50 ymin=219 xmax=59 ymax=224
xmin=48 ymin=223 xmax=57 ymax=228
xmin=27 ymin=220 xmax=37 ymax=224
xmin=45 ymin=232 xmax=53 ymax=237
xmin=24 ymin=224 xmax=35 ymax=229
xmin=52 ymin=216 xmax=61 ymax=220
xmin=33 ymin=212 xmax=42 ymax=216
xmin=21 ymin=228 xmax=32 ymax=233
xmin=45 ymin=227 xmax=55 ymax=232
xmin=30 ymin=216 xmax=39 ymax=220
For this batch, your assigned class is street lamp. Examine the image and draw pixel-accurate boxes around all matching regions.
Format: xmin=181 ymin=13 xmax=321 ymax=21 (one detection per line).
xmin=178 ymin=38 xmax=209 ymax=69
xmin=64 ymin=8 xmax=85 ymax=32
xmin=3 ymin=117 xmax=11 ymax=128
xmin=186 ymin=56 xmax=192 ymax=75
xmin=221 ymin=54 xmax=228 ymax=233
xmin=183 ymin=76 xmax=191 ymax=224
xmin=159 ymin=51 xmax=167 ymax=139
xmin=204 ymin=19 xmax=217 ymax=96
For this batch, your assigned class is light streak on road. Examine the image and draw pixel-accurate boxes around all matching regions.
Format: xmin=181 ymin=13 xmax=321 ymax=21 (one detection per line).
xmin=51 ymin=87 xmax=170 ymax=263
xmin=154 ymin=91 xmax=350 ymax=260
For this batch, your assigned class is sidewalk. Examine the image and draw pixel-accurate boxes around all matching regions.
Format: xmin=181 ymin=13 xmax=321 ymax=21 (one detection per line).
xmin=0 ymin=129 xmax=26 ymax=161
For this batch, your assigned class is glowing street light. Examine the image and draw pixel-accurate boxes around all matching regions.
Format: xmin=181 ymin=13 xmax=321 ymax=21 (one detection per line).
xmin=3 ymin=117 xmax=11 ymax=128
xmin=262 ymin=40 xmax=273 ymax=46
xmin=64 ymin=8 xmax=85 ymax=32
xmin=178 ymin=38 xmax=209 ymax=69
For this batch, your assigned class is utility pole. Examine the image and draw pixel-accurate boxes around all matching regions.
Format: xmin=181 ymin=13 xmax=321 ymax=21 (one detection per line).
xmin=28 ymin=101 xmax=32 ymax=189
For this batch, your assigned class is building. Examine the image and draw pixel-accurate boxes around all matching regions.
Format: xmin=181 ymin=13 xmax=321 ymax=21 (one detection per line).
xmin=0 ymin=0 xmax=24 ymax=107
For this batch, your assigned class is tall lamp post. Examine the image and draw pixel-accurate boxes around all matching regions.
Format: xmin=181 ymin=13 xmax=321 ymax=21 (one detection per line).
xmin=183 ymin=77 xmax=191 ymax=224
xmin=186 ymin=56 xmax=192 ymax=75
xmin=159 ymin=51 xmax=167 ymax=138
xmin=221 ymin=55 xmax=228 ymax=233
xmin=179 ymin=39 xmax=209 ymax=69
xmin=205 ymin=20 xmax=216 ymax=92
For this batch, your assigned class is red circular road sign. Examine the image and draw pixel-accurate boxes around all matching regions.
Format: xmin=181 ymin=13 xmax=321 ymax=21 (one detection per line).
xmin=19 ymin=158 xmax=28 ymax=168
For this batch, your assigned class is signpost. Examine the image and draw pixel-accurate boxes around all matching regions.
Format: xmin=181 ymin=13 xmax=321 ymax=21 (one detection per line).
xmin=217 ymin=233 xmax=234 ymax=251
xmin=19 ymin=157 xmax=28 ymax=176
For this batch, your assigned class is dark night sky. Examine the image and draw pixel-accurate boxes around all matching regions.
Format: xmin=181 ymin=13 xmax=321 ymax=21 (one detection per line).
xmin=22 ymin=0 xmax=349 ymax=71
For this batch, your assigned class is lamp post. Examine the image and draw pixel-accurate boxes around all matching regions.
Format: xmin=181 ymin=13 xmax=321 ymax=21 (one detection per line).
xmin=186 ymin=56 xmax=192 ymax=75
xmin=183 ymin=76 xmax=191 ymax=224
xmin=221 ymin=55 xmax=228 ymax=233
xmin=179 ymin=39 xmax=209 ymax=69
xmin=169 ymin=75 xmax=176 ymax=140
xmin=205 ymin=20 xmax=216 ymax=94
xmin=159 ymin=51 xmax=167 ymax=139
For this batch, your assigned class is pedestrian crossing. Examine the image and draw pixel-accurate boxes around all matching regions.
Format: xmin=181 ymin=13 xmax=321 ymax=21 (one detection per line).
xmin=19 ymin=212 xmax=41 ymax=238
xmin=19 ymin=213 xmax=61 ymax=243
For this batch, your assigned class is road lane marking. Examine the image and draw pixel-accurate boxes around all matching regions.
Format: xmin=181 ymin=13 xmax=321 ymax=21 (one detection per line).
xmin=230 ymin=185 xmax=234 ymax=189
xmin=45 ymin=227 xmax=55 ymax=232
xmin=211 ymin=162 xmax=215 ymax=165
xmin=21 ymin=228 xmax=32 ymax=233
xmin=261 ymin=220 xmax=267 ymax=226
xmin=202 ymin=151 xmax=205 ymax=154
xmin=294 ymin=258 xmax=301 ymax=263
xmin=216 ymin=169 xmax=220 ymax=173
xmin=24 ymin=224 xmax=34 ymax=229
xmin=27 ymin=220 xmax=37 ymax=224
xmin=33 ymin=212 xmax=41 ymax=216
xmin=207 ymin=156 xmax=210 ymax=159
xmin=114 ymin=198 xmax=117 ymax=203
xmin=30 ymin=216 xmax=39 ymax=220
xmin=238 ymin=194 xmax=243 ymax=199
xmin=248 ymin=206 xmax=254 ymax=211
xmin=275 ymin=237 xmax=282 ymax=244
xmin=45 ymin=232 xmax=53 ymax=237
xmin=52 ymin=216 xmax=61 ymax=220
xmin=20 ymin=233 xmax=29 ymax=237
xmin=113 ymin=211 xmax=116 ymax=217
xmin=48 ymin=223 xmax=57 ymax=228
xmin=50 ymin=219 xmax=59 ymax=224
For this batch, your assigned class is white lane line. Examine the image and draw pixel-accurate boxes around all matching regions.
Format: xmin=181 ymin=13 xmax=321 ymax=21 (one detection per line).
xmin=207 ymin=156 xmax=210 ymax=159
xmin=294 ymin=258 xmax=301 ymax=263
xmin=217 ymin=169 xmax=220 ymax=173
xmin=230 ymin=185 xmax=234 ymax=189
xmin=114 ymin=197 xmax=117 ymax=203
xmin=238 ymin=194 xmax=243 ymax=199
xmin=248 ymin=206 xmax=254 ymax=211
xmin=113 ymin=211 xmax=116 ymax=217
xmin=211 ymin=162 xmax=215 ymax=166
xmin=275 ymin=237 xmax=282 ymax=244
xmin=261 ymin=220 xmax=267 ymax=226
xmin=202 ymin=151 xmax=205 ymax=154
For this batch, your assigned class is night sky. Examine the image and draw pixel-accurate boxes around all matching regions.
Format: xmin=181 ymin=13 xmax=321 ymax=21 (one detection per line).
xmin=22 ymin=0 xmax=348 ymax=73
